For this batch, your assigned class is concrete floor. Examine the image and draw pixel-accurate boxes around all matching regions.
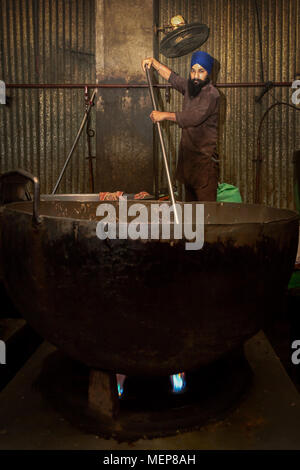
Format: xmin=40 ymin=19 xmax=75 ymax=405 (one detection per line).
xmin=0 ymin=331 xmax=299 ymax=450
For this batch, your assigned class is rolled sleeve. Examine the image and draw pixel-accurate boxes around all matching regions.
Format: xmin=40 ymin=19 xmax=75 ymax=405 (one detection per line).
xmin=168 ymin=71 xmax=187 ymax=95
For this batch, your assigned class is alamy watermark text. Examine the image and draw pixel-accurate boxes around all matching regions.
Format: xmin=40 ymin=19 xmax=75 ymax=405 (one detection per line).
xmin=95 ymin=198 xmax=205 ymax=251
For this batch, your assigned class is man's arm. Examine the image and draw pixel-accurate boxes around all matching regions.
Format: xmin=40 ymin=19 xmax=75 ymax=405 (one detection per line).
xmin=150 ymin=111 xmax=176 ymax=123
xmin=141 ymin=57 xmax=171 ymax=81
xmin=141 ymin=57 xmax=187 ymax=123
xmin=149 ymin=93 xmax=219 ymax=125
xmin=141 ymin=57 xmax=186 ymax=95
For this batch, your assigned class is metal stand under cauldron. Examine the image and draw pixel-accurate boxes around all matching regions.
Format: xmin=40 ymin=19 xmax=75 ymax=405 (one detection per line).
xmin=34 ymin=347 xmax=252 ymax=441
xmin=1 ymin=331 xmax=300 ymax=449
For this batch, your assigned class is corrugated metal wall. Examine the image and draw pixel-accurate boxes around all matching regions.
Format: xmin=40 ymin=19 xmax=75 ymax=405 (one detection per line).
xmin=0 ymin=0 xmax=299 ymax=202
xmin=157 ymin=0 xmax=300 ymax=207
xmin=0 ymin=0 xmax=95 ymax=194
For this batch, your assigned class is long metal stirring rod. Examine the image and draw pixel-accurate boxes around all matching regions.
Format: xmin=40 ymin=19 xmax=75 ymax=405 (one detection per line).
xmin=145 ymin=67 xmax=179 ymax=224
xmin=52 ymin=89 xmax=97 ymax=194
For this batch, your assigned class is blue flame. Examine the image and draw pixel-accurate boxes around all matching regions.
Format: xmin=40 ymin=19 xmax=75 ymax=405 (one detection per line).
xmin=117 ymin=383 xmax=123 ymax=397
xmin=116 ymin=374 xmax=126 ymax=398
xmin=171 ymin=372 xmax=186 ymax=393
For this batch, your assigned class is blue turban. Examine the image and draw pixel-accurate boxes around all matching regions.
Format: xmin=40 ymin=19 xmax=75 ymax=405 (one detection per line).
xmin=191 ymin=51 xmax=214 ymax=75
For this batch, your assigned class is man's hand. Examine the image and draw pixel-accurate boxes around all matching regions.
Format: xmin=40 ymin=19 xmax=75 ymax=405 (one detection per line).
xmin=141 ymin=58 xmax=171 ymax=81
xmin=150 ymin=111 xmax=166 ymax=123
xmin=142 ymin=57 xmax=155 ymax=72
xmin=150 ymin=111 xmax=176 ymax=123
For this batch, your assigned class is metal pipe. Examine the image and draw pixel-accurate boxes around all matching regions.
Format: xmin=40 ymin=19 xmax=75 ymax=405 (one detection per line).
xmin=52 ymin=89 xmax=97 ymax=194
xmin=85 ymin=86 xmax=96 ymax=193
xmin=254 ymin=0 xmax=265 ymax=83
xmin=6 ymin=82 xmax=293 ymax=89
xmin=145 ymin=67 xmax=179 ymax=224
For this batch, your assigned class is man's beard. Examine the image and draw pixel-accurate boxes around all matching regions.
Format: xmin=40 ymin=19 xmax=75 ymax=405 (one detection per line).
xmin=188 ymin=76 xmax=210 ymax=98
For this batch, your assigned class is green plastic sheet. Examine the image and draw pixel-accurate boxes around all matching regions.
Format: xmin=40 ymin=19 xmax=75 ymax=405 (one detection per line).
xmin=217 ymin=183 xmax=242 ymax=203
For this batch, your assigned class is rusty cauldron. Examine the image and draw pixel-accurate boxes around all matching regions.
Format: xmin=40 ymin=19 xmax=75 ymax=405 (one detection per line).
xmin=0 ymin=177 xmax=299 ymax=377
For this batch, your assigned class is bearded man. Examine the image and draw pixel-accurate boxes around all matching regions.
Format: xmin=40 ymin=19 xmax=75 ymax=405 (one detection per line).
xmin=142 ymin=51 xmax=220 ymax=202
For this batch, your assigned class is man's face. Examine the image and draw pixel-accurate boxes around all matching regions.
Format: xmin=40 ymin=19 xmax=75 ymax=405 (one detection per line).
xmin=188 ymin=63 xmax=209 ymax=97
xmin=190 ymin=64 xmax=208 ymax=83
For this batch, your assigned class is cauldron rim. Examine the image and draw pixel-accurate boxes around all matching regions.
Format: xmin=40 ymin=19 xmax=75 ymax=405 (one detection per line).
xmin=3 ymin=199 xmax=299 ymax=226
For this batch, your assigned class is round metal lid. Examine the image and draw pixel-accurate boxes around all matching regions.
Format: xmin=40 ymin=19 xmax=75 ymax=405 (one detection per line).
xmin=160 ymin=23 xmax=210 ymax=58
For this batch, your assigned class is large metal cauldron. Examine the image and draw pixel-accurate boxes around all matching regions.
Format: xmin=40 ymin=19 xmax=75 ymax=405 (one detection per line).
xmin=0 ymin=196 xmax=298 ymax=376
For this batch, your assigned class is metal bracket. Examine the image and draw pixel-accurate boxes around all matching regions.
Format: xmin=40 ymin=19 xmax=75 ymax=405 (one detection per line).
xmin=153 ymin=24 xmax=173 ymax=35
xmin=0 ymin=81 xmax=6 ymax=104
xmin=52 ymin=88 xmax=97 ymax=194
xmin=165 ymin=86 xmax=171 ymax=103
xmin=255 ymin=81 xmax=274 ymax=103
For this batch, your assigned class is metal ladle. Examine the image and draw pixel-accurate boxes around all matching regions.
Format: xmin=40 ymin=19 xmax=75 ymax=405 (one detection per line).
xmin=145 ymin=66 xmax=179 ymax=224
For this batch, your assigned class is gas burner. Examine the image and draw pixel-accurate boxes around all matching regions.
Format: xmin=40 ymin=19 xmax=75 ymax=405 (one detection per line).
xmin=34 ymin=347 xmax=252 ymax=441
